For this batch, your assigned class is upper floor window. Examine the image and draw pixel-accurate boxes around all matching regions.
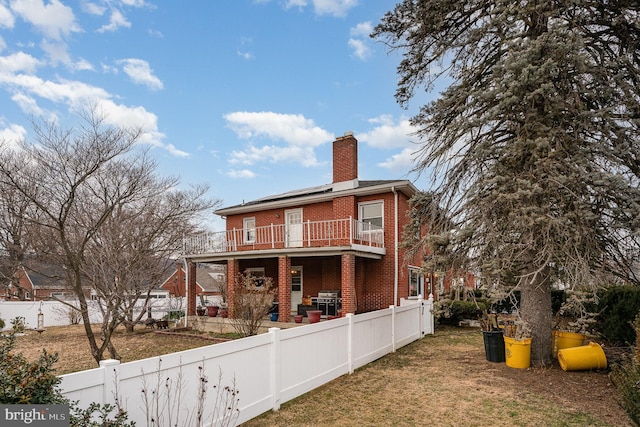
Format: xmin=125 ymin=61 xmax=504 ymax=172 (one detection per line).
xmin=359 ymin=201 xmax=383 ymax=230
xmin=244 ymin=217 xmax=256 ymax=243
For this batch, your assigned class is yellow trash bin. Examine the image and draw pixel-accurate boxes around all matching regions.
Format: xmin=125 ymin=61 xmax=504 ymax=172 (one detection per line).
xmin=557 ymin=342 xmax=607 ymax=371
xmin=553 ymin=330 xmax=586 ymax=358
xmin=504 ymin=336 xmax=532 ymax=369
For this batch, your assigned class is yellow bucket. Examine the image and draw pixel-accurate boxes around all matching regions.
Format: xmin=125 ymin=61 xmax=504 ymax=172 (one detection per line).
xmin=504 ymin=336 xmax=532 ymax=369
xmin=553 ymin=330 xmax=586 ymax=358
xmin=557 ymin=342 xmax=607 ymax=371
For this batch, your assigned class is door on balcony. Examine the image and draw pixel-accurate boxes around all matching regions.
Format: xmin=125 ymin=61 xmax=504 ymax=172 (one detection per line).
xmin=285 ymin=209 xmax=303 ymax=247
xmin=290 ymin=266 xmax=303 ymax=313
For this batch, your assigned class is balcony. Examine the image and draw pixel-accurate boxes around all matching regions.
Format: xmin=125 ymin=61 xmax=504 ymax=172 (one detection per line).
xmin=183 ymin=218 xmax=384 ymax=256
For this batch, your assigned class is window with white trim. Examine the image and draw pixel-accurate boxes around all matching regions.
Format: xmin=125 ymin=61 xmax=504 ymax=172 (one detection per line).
xmin=359 ymin=201 xmax=383 ymax=230
xmin=408 ymin=267 xmax=424 ymax=298
xmin=243 ymin=217 xmax=256 ymax=243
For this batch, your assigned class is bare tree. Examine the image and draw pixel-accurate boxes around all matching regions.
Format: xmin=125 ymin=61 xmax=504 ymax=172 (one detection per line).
xmin=230 ymin=272 xmax=276 ymax=337
xmin=0 ymin=146 xmax=35 ymax=300
xmin=374 ymin=1 xmax=640 ymax=365
xmin=0 ymin=108 xmax=219 ymax=364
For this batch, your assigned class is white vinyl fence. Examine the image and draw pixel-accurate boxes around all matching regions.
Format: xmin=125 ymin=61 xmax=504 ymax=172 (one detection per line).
xmin=0 ymin=298 xmax=185 ymax=331
xmin=59 ymin=295 xmax=434 ymax=426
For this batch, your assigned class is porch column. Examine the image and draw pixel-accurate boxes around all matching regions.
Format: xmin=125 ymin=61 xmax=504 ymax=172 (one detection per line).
xmin=278 ymin=256 xmax=291 ymax=322
xmin=187 ymin=261 xmax=197 ymax=316
xmin=227 ymin=258 xmax=239 ymax=316
xmin=341 ymin=253 xmax=356 ymax=315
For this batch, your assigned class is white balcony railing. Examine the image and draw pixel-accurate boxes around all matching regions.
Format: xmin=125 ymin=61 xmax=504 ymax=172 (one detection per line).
xmin=183 ymin=218 xmax=384 ymax=255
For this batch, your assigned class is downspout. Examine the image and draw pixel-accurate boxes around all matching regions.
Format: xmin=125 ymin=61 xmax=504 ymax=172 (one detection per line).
xmin=392 ymin=186 xmax=398 ymax=307
xmin=183 ymin=257 xmax=189 ymax=327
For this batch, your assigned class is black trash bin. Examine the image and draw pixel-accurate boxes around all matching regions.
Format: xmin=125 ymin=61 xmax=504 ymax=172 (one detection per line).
xmin=482 ymin=330 xmax=506 ymax=362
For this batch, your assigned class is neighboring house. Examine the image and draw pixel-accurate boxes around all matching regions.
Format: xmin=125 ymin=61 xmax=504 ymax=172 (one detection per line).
xmin=160 ymin=261 xmax=225 ymax=301
xmin=182 ymin=132 xmax=450 ymax=321
xmin=3 ymin=263 xmax=91 ymax=301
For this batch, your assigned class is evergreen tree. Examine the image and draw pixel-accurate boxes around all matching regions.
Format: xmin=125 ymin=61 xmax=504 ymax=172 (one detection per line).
xmin=374 ymin=1 xmax=640 ymax=365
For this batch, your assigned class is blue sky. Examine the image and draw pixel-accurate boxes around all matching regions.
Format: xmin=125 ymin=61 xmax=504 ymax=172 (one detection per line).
xmin=0 ymin=0 xmax=440 ymax=231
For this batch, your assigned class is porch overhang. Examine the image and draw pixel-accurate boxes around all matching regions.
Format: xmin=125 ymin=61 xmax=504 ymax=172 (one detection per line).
xmin=184 ymin=245 xmax=384 ymax=263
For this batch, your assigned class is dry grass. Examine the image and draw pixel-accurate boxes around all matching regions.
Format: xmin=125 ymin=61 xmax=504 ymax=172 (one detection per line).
xmin=7 ymin=324 xmax=633 ymax=426
xmin=245 ymin=327 xmax=632 ymax=427
xmin=10 ymin=324 xmax=225 ymax=374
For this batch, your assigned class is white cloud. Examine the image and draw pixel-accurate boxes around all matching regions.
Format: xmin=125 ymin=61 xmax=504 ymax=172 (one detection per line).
xmin=41 ymin=40 xmax=71 ymax=65
xmin=224 ymin=111 xmax=334 ymax=168
xmin=224 ymin=111 xmax=332 ymax=147
xmin=348 ymin=38 xmax=369 ymax=60
xmin=10 ymin=0 xmax=79 ymax=40
xmin=11 ymin=92 xmax=44 ymax=115
xmin=91 ymin=98 xmax=188 ymax=157
xmin=70 ymin=58 xmax=94 ymax=71
xmin=229 ymin=143 xmax=320 ymax=167
xmin=282 ymin=0 xmax=357 ymax=17
xmin=0 ymin=2 xmax=15 ymax=28
xmin=377 ymin=147 xmax=417 ymax=172
xmin=97 ymin=8 xmax=131 ymax=32
xmin=120 ymin=0 xmax=147 ymax=7
xmin=82 ymin=2 xmax=106 ymax=16
xmin=358 ymin=116 xmax=417 ymax=149
xmin=227 ymin=169 xmax=256 ymax=179
xmin=350 ymin=21 xmax=371 ymax=38
xmin=117 ymin=58 xmax=163 ymax=90
xmin=312 ymin=0 xmax=357 ymax=17
xmin=0 ymin=51 xmax=41 ymax=74
xmin=284 ymin=0 xmax=306 ymax=10
xmin=348 ymin=21 xmax=372 ymax=60
xmin=237 ymin=50 xmax=254 ymax=60
xmin=0 ymin=122 xmax=27 ymax=149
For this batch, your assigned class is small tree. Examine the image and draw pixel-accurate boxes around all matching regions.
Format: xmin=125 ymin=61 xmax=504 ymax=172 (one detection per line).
xmin=230 ymin=273 xmax=276 ymax=337
xmin=0 ymin=107 xmax=218 ymax=365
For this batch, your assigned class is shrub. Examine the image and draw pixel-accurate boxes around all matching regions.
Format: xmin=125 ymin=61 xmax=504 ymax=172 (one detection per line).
xmin=0 ymin=332 xmax=134 ymax=426
xmin=610 ymin=314 xmax=640 ymax=425
xmin=436 ymin=300 xmax=487 ymax=325
xmin=610 ymin=355 xmax=640 ymax=426
xmin=595 ymin=286 xmax=640 ymax=345
xmin=0 ymin=333 xmax=65 ymax=404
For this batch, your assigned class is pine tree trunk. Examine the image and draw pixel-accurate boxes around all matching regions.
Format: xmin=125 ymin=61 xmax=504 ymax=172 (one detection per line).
xmin=520 ymin=267 xmax=553 ymax=366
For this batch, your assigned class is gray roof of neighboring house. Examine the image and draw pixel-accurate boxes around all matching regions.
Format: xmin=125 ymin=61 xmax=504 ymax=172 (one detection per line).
xmin=195 ymin=263 xmax=225 ymax=293
xmin=22 ymin=261 xmax=69 ymax=290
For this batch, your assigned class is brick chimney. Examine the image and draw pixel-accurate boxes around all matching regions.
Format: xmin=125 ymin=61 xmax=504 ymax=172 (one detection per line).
xmin=332 ymin=131 xmax=358 ymax=191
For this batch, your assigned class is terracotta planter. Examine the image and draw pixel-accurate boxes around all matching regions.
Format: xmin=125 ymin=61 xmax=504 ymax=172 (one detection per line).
xmin=307 ymin=310 xmax=322 ymax=324
xmin=294 ymin=315 xmax=303 ymax=323
xmin=206 ymin=306 xmax=219 ymax=317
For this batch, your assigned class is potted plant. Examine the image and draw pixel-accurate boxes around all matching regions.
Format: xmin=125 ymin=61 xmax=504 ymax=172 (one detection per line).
xmin=480 ymin=311 xmax=505 ymax=363
xmin=206 ymin=305 xmax=219 ymax=317
xmin=196 ymin=305 xmax=206 ymax=316
xmin=502 ymin=317 xmax=533 ymax=369
xmin=219 ymin=302 xmax=229 ymax=318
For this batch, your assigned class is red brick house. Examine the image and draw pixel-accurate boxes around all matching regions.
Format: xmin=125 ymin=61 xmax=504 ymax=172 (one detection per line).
xmin=182 ymin=132 xmax=441 ymax=322
xmin=160 ymin=261 xmax=224 ymax=302
xmin=2 ymin=263 xmax=92 ymax=301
